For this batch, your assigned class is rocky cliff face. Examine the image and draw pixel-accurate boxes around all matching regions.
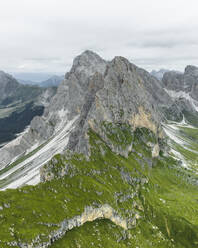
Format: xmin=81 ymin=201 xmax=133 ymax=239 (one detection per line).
xmin=67 ymin=55 xmax=169 ymax=156
xmin=162 ymin=65 xmax=198 ymax=101
xmin=0 ymin=51 xmax=182 ymax=186
xmin=0 ymin=52 xmax=197 ymax=248
xmin=162 ymin=65 xmax=198 ymax=125
xmin=11 ymin=204 xmax=130 ymax=248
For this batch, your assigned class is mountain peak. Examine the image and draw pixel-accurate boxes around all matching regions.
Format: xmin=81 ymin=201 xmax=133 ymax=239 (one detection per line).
xmin=82 ymin=50 xmax=100 ymax=57
xmin=73 ymin=50 xmax=105 ymax=66
xmin=184 ymin=65 xmax=198 ymax=75
xmin=71 ymin=50 xmax=106 ymax=76
xmin=112 ymin=56 xmax=131 ymax=64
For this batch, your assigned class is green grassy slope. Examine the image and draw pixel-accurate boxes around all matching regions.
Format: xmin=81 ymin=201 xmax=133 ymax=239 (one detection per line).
xmin=0 ymin=125 xmax=197 ymax=247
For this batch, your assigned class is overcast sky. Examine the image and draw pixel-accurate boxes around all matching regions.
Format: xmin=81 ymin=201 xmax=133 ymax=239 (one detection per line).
xmin=1 ymin=0 xmax=198 ymax=74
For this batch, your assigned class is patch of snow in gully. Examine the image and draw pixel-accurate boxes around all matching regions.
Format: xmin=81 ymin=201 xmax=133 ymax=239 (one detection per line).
xmin=164 ymin=89 xmax=198 ymax=112
xmin=162 ymin=125 xmax=186 ymax=146
xmin=0 ymin=115 xmax=79 ymax=190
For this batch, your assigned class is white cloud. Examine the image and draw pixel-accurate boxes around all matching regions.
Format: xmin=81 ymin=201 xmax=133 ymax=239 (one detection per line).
xmin=0 ymin=0 xmax=198 ymax=73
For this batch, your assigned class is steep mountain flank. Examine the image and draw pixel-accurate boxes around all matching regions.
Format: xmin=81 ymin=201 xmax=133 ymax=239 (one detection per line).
xmin=0 ymin=71 xmax=57 ymax=147
xmin=0 ymin=124 xmax=197 ymax=247
xmin=0 ymin=71 xmax=43 ymax=106
xmin=0 ymin=52 xmax=197 ymax=247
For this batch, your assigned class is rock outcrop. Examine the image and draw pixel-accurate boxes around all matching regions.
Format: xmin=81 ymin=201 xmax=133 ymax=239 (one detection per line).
xmin=9 ymin=204 xmax=133 ymax=248
xmin=66 ymin=55 xmax=180 ymax=156
xmin=0 ymin=51 xmax=182 ymax=185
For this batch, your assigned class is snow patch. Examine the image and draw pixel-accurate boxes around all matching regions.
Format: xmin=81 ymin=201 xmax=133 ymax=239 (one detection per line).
xmin=16 ymin=125 xmax=30 ymax=137
xmin=2 ymin=126 xmax=30 ymax=149
xmin=169 ymin=149 xmax=188 ymax=168
xmin=0 ymin=115 xmax=79 ymax=190
xmin=162 ymin=125 xmax=186 ymax=146
xmin=164 ymin=89 xmax=198 ymax=112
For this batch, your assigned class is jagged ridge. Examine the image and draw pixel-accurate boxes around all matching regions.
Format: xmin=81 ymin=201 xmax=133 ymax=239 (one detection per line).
xmin=0 ymin=51 xmax=182 ymax=189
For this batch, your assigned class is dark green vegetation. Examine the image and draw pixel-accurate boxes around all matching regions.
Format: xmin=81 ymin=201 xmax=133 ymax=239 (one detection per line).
xmin=0 ymin=125 xmax=197 ymax=247
xmin=101 ymin=122 xmax=134 ymax=149
xmin=0 ymin=72 xmax=46 ymax=146
xmin=0 ymin=102 xmax=44 ymax=146
xmin=51 ymin=218 xmax=175 ymax=248
xmin=0 ymin=80 xmax=45 ymax=146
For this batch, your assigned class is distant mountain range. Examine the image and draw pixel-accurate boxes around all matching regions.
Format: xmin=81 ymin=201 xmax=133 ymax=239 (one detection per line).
xmin=39 ymin=75 xmax=64 ymax=87
xmin=0 ymin=71 xmax=43 ymax=106
xmin=150 ymin=68 xmax=182 ymax=80
xmin=13 ymin=73 xmax=64 ymax=87
xmin=150 ymin=69 xmax=170 ymax=80
xmin=12 ymin=72 xmax=57 ymax=82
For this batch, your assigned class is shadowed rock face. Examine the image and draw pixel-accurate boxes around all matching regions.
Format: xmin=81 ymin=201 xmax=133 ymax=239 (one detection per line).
xmin=67 ymin=55 xmax=182 ymax=155
xmin=162 ymin=65 xmax=198 ymax=125
xmin=0 ymin=103 xmax=44 ymax=146
xmin=0 ymin=50 xmax=182 ymax=169
xmin=162 ymin=65 xmax=198 ymax=101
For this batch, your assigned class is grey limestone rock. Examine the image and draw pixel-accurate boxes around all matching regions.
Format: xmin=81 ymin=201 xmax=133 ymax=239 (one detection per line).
xmin=0 ymin=50 xmax=182 ymax=170
xmin=162 ymin=65 xmax=198 ymax=124
xmin=162 ymin=65 xmax=198 ymax=101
